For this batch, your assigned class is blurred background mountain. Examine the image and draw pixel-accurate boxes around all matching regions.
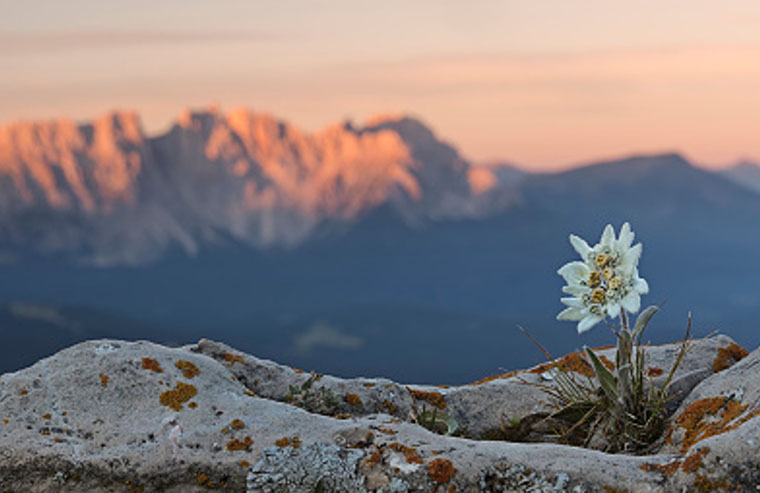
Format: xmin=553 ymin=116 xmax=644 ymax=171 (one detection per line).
xmin=1 ymin=110 xmax=759 ymax=383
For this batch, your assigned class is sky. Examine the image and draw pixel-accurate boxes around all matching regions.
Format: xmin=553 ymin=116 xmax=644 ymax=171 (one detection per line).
xmin=1 ymin=1 xmax=760 ymax=170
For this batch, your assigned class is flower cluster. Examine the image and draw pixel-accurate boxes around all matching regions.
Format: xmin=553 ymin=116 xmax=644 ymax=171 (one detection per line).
xmin=557 ymin=223 xmax=649 ymax=333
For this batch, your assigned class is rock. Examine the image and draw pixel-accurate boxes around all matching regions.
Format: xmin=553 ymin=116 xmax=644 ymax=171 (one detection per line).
xmin=0 ymin=335 xmax=753 ymax=492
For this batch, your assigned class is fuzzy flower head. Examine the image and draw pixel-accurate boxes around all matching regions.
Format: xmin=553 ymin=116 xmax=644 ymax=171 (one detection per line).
xmin=557 ymin=222 xmax=649 ymax=333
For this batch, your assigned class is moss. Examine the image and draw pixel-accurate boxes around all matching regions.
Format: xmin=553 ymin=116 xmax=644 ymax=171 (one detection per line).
xmin=175 ymin=360 xmax=200 ymax=379
xmin=345 ymin=393 xmax=363 ymax=408
xmin=713 ymin=343 xmax=749 ymax=372
xmin=229 ymin=418 xmax=245 ymax=430
xmin=529 ymin=351 xmax=594 ymax=377
xmin=226 ymin=436 xmax=253 ymax=451
xmin=388 ymin=442 xmax=423 ymax=464
xmin=407 ymin=387 xmax=446 ymax=409
xmin=274 ymin=436 xmax=301 ymax=448
xmin=141 ymin=357 xmax=163 ymax=373
xmin=428 ymin=458 xmax=456 ymax=484
xmin=159 ymin=382 xmax=198 ymax=411
xmin=646 ymin=366 xmax=664 ymax=377
xmin=99 ymin=373 xmax=109 ymax=388
xmin=469 ymin=370 xmax=521 ymax=386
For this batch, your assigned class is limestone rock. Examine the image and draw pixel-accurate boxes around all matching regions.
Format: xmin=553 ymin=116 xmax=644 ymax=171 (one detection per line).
xmin=0 ymin=335 xmax=754 ymax=492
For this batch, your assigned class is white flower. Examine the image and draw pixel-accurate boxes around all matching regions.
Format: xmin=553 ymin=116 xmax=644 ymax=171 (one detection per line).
xmin=557 ymin=222 xmax=649 ymax=333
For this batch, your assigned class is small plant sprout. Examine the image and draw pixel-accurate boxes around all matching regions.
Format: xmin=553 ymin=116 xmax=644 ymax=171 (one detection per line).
xmin=543 ymin=222 xmax=690 ymax=452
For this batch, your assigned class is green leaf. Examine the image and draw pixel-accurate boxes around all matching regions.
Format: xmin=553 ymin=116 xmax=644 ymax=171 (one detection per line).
xmin=632 ymin=305 xmax=659 ymax=343
xmin=585 ymin=347 xmax=618 ymax=402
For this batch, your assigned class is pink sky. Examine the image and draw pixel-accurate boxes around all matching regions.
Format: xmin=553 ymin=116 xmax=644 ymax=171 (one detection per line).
xmin=1 ymin=1 xmax=759 ymax=170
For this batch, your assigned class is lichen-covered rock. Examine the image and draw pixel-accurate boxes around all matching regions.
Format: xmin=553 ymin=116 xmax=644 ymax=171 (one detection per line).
xmin=0 ymin=336 xmax=753 ymax=492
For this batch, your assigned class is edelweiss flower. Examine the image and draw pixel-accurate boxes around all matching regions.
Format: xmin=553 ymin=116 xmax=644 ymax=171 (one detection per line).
xmin=557 ymin=222 xmax=649 ymax=333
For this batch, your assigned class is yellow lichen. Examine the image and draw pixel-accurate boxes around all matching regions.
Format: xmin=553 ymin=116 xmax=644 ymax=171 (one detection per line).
xmin=159 ymin=382 xmax=198 ymax=411
xmin=275 ymin=436 xmax=301 ymax=448
xmin=142 ymin=357 xmax=163 ymax=373
xmin=175 ymin=360 xmax=200 ymax=379
xmin=226 ymin=436 xmax=253 ymax=451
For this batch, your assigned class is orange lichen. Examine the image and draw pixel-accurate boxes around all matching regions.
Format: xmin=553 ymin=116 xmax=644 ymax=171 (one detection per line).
xmin=407 ymin=388 xmax=446 ymax=409
xmin=345 ymin=393 xmax=363 ymax=408
xmin=428 ymin=458 xmax=456 ymax=484
xmin=388 ymin=442 xmax=423 ymax=464
xmin=647 ymin=366 xmax=664 ymax=377
xmin=639 ymin=459 xmax=680 ymax=476
xmin=694 ymin=474 xmax=733 ymax=492
xmin=374 ymin=426 xmax=397 ymax=435
xmin=223 ymin=352 xmax=243 ymax=365
xmin=334 ymin=413 xmax=353 ymax=420
xmin=3 ymin=419 xmax=8 ymax=424
xmin=275 ymin=436 xmax=302 ymax=448
xmin=226 ymin=436 xmax=253 ymax=451
xmin=230 ymin=419 xmax=245 ymax=430
xmin=175 ymin=360 xmax=200 ymax=379
xmin=674 ymin=397 xmax=748 ymax=452
xmin=290 ymin=367 xmax=305 ymax=374
xmin=382 ymin=400 xmax=398 ymax=414
xmin=529 ymin=351 xmax=594 ymax=378
xmin=142 ymin=357 xmax=163 ymax=373
xmin=239 ymin=460 xmax=250 ymax=468
xmin=99 ymin=373 xmax=109 ymax=388
xmin=598 ymin=354 xmax=615 ymax=371
xmin=159 ymin=382 xmax=198 ymax=411
xmin=195 ymin=473 xmax=211 ymax=487
xmin=469 ymin=370 xmax=520 ymax=386
xmin=366 ymin=449 xmax=383 ymax=466
xmin=188 ymin=402 xmax=198 ymax=409
xmin=363 ymin=382 xmax=375 ymax=388
xmin=19 ymin=389 xmax=28 ymax=396
xmin=682 ymin=447 xmax=710 ymax=473
xmin=42 ymin=413 xmax=51 ymax=420
xmin=713 ymin=343 xmax=749 ymax=372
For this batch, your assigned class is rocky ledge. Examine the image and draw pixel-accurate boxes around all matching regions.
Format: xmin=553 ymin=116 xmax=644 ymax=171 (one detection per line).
xmin=0 ymin=334 xmax=756 ymax=492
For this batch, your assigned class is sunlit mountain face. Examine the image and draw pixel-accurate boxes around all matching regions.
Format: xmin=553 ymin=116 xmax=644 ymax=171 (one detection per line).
xmin=1 ymin=110 xmax=759 ymax=383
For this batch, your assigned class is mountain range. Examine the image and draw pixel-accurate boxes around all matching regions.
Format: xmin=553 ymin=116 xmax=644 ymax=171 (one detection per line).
xmin=1 ymin=109 xmax=760 ymax=383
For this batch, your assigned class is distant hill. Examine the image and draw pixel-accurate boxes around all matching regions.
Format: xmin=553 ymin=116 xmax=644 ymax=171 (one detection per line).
xmin=718 ymin=160 xmax=760 ymax=194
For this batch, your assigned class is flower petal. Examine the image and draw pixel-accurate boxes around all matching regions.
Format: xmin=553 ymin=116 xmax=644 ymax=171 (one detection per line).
xmin=561 ymin=297 xmax=584 ymax=308
xmin=634 ymin=277 xmax=649 ymax=295
xmin=557 ymin=306 xmax=585 ymax=321
xmin=557 ymin=261 xmax=590 ymax=282
xmin=621 ymin=243 xmax=643 ymax=270
xmin=577 ymin=315 xmax=602 ymax=333
xmin=606 ymin=302 xmax=621 ymax=318
xmin=562 ymin=284 xmax=587 ymax=296
xmin=600 ymin=224 xmax=615 ymax=249
xmin=621 ymin=291 xmax=641 ymax=313
xmin=569 ymin=234 xmax=593 ymax=259
xmin=617 ymin=222 xmax=635 ymax=251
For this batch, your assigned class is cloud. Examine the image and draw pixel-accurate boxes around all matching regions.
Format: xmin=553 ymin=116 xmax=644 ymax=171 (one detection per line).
xmin=293 ymin=322 xmax=363 ymax=353
xmin=0 ymin=29 xmax=268 ymax=54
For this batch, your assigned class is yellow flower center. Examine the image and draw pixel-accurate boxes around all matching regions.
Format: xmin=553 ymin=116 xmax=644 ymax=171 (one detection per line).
xmin=603 ymin=268 xmax=614 ymax=281
xmin=595 ymin=253 xmax=610 ymax=268
xmin=588 ymin=271 xmax=602 ymax=287
xmin=591 ymin=288 xmax=606 ymax=304
xmin=609 ymin=277 xmax=623 ymax=290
